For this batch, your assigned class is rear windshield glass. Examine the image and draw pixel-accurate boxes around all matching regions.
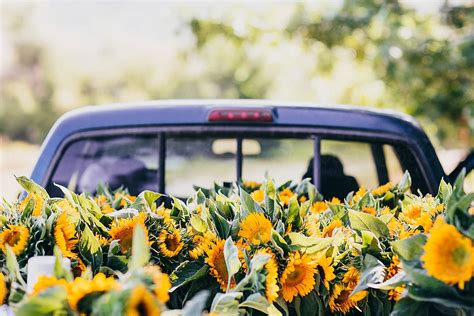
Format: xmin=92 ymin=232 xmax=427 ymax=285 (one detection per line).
xmin=47 ymin=132 xmax=425 ymax=198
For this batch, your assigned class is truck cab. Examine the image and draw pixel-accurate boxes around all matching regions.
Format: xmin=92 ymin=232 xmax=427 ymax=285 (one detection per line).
xmin=31 ymin=100 xmax=470 ymax=199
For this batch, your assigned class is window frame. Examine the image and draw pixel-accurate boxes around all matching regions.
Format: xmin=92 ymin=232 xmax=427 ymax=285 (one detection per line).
xmin=43 ymin=125 xmax=434 ymax=195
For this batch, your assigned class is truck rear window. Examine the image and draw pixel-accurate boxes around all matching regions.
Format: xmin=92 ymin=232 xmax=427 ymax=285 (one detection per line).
xmin=46 ymin=131 xmax=424 ymax=199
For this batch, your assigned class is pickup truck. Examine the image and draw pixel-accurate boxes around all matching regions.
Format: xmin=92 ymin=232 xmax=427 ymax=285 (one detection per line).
xmin=31 ymin=100 xmax=473 ymax=199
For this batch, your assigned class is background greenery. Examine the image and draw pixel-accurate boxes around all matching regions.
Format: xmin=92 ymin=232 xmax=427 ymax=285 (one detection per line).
xmin=0 ymin=0 xmax=472 ymax=147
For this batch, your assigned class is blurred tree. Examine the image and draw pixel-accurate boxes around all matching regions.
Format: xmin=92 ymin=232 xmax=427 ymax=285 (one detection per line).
xmin=190 ymin=0 xmax=473 ymax=146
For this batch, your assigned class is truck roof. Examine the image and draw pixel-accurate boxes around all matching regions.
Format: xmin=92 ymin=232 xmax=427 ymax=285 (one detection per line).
xmin=33 ymin=100 xmax=444 ymax=189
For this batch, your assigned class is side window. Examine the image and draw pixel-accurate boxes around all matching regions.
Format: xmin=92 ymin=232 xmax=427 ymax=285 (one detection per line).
xmin=242 ymin=138 xmax=314 ymax=184
xmin=320 ymin=140 xmax=377 ymax=199
xmin=165 ymin=137 xmax=236 ymax=197
xmin=384 ymin=145 xmax=405 ymax=184
xmin=48 ymin=135 xmax=159 ymax=196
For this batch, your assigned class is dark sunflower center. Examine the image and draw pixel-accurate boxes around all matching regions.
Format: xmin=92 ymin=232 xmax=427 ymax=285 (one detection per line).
xmin=335 ymin=290 xmax=351 ymax=305
xmin=165 ymin=235 xmax=179 ymax=251
xmin=286 ymin=266 xmax=306 ymax=286
xmin=6 ymin=230 xmax=21 ymax=246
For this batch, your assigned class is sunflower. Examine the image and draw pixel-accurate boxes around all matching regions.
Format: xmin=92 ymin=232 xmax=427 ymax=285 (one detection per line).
xmin=205 ymin=239 xmax=235 ymax=291
xmin=189 ymin=231 xmax=217 ymax=259
xmin=401 ymin=203 xmax=422 ymax=224
xmin=280 ymin=252 xmax=317 ymax=302
xmin=56 ymin=200 xmax=79 ymax=219
xmin=385 ymin=256 xmax=401 ymax=280
xmin=155 ymin=206 xmax=173 ymax=225
xmin=322 ymin=219 xmax=344 ymax=238
xmin=125 ymin=285 xmax=160 ymax=316
xmin=387 ymin=218 xmax=404 ymax=237
xmin=342 ymin=267 xmax=360 ymax=288
xmin=54 ymin=212 xmax=78 ymax=258
xmin=115 ymin=192 xmax=137 ymax=207
xmin=278 ymin=188 xmax=294 ymax=205
xmin=238 ymin=213 xmax=272 ymax=245
xmin=421 ymin=218 xmax=474 ymax=290
xmin=243 ymin=180 xmax=261 ymax=190
xmin=67 ymin=273 xmax=119 ymax=312
xmin=353 ymin=187 xmax=367 ymax=203
xmin=19 ymin=192 xmax=44 ymax=216
xmin=0 ymin=272 xmax=6 ymax=304
xmin=158 ymin=229 xmax=184 ymax=257
xmin=317 ymin=255 xmax=336 ymax=289
xmin=250 ymin=189 xmax=265 ymax=203
xmin=388 ymin=286 xmax=405 ymax=301
xmin=399 ymin=228 xmax=419 ymax=240
xmin=71 ymin=257 xmax=86 ymax=278
xmin=32 ymin=275 xmax=68 ymax=296
xmin=372 ymin=182 xmax=393 ymax=196
xmin=415 ymin=213 xmax=433 ymax=232
xmin=144 ymin=266 xmax=171 ymax=304
xmin=299 ymin=195 xmax=307 ymax=203
xmin=310 ymin=201 xmax=328 ymax=214
xmin=329 ymin=283 xmax=367 ymax=314
xmin=362 ymin=207 xmax=376 ymax=216
xmin=304 ymin=214 xmax=320 ymax=237
xmin=255 ymin=249 xmax=279 ymax=302
xmin=329 ymin=197 xmax=341 ymax=204
xmin=0 ymin=224 xmax=29 ymax=255
xmin=109 ymin=213 xmax=148 ymax=253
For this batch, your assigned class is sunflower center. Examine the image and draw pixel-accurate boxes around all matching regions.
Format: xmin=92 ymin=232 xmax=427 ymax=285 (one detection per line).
xmin=335 ymin=290 xmax=351 ymax=305
xmin=136 ymin=300 xmax=149 ymax=316
xmin=452 ymin=246 xmax=470 ymax=266
xmin=118 ymin=228 xmax=134 ymax=252
xmin=286 ymin=266 xmax=306 ymax=286
xmin=215 ymin=252 xmax=228 ymax=280
xmin=5 ymin=230 xmax=21 ymax=246
xmin=165 ymin=235 xmax=179 ymax=251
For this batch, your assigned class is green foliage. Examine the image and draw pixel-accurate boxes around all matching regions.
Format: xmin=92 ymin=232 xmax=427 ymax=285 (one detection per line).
xmin=1 ymin=2 xmax=472 ymax=145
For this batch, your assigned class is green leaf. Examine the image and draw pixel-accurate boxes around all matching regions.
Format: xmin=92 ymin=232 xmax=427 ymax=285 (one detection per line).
xmin=106 ymin=240 xmax=128 ymax=272
xmin=348 ymin=210 xmax=389 ymax=238
xmin=79 ymin=225 xmax=103 ymax=272
xmin=16 ymin=287 xmax=68 ymax=316
xmin=209 ymin=201 xmax=230 ymax=238
xmin=128 ymin=225 xmax=150 ymax=271
xmin=15 ymin=176 xmax=49 ymax=198
xmin=437 ymin=178 xmax=452 ymax=203
xmin=300 ymin=291 xmax=324 ymax=316
xmin=211 ymin=292 xmax=243 ymax=315
xmin=170 ymin=261 xmax=208 ymax=292
xmin=240 ymin=293 xmax=282 ymax=316
xmin=190 ymin=215 xmax=207 ymax=233
xmin=240 ymin=187 xmax=257 ymax=217
xmin=367 ymin=271 xmax=408 ymax=290
xmin=131 ymin=190 xmax=162 ymax=210
xmin=397 ymin=171 xmax=412 ymax=192
xmin=53 ymin=246 xmax=73 ymax=281
xmin=361 ymin=230 xmax=383 ymax=255
xmin=224 ymin=238 xmax=241 ymax=290
xmin=391 ymin=234 xmax=427 ymax=261
xmin=391 ymin=297 xmax=431 ymax=316
xmin=287 ymin=197 xmax=302 ymax=229
xmin=287 ymin=232 xmax=334 ymax=254
xmin=271 ymin=230 xmax=291 ymax=254
xmin=249 ymin=253 xmax=270 ymax=272
xmin=403 ymin=265 xmax=473 ymax=308
xmin=352 ymin=254 xmax=385 ymax=295
xmin=182 ymin=291 xmax=210 ymax=316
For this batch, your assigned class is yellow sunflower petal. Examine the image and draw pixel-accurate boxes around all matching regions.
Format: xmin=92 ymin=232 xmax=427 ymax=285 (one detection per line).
xmin=238 ymin=213 xmax=272 ymax=245
xmin=421 ymin=218 xmax=474 ymax=290
xmin=280 ymin=252 xmax=317 ymax=302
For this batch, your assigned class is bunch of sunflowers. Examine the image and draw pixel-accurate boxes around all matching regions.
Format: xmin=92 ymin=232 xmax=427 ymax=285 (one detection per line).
xmin=0 ymin=171 xmax=472 ymax=316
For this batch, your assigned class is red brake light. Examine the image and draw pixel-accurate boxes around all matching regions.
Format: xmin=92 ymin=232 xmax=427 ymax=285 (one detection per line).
xmin=208 ymin=108 xmax=273 ymax=122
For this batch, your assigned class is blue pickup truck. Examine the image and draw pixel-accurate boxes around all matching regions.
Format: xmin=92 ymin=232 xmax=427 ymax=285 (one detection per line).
xmin=31 ymin=100 xmax=473 ymax=199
